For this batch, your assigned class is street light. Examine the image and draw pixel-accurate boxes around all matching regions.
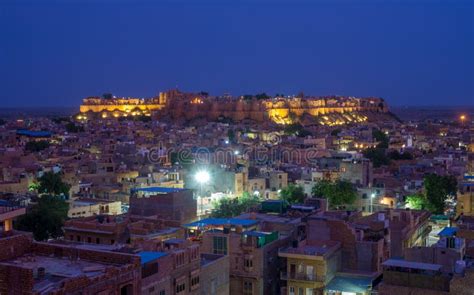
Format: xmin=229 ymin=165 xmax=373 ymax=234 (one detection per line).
xmin=195 ymin=171 xmax=210 ymax=184
xmin=370 ymin=193 xmax=376 ymax=213
xmin=195 ymin=171 xmax=210 ymax=216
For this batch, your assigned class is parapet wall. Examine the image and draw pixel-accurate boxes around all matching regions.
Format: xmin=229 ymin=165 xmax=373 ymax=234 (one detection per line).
xmin=79 ymin=91 xmax=391 ymax=125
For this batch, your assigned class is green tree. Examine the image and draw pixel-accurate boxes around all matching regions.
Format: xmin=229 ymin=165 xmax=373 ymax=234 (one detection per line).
xmin=279 ymin=184 xmax=305 ymax=205
xmin=363 ymin=148 xmax=390 ymax=168
xmin=212 ymin=192 xmax=261 ymax=217
xmin=25 ymin=140 xmax=50 ymax=152
xmin=283 ymin=123 xmax=311 ymax=137
xmin=424 ymin=174 xmax=457 ymax=214
xmin=227 ymin=129 xmax=235 ymax=143
xmin=255 ymin=92 xmax=270 ymax=100
xmin=373 ymin=129 xmax=389 ymax=149
xmin=312 ymin=180 xmax=357 ymax=209
xmin=406 ymin=193 xmax=430 ymax=210
xmin=15 ymin=195 xmax=69 ymax=241
xmin=65 ymin=122 xmax=84 ymax=133
xmin=37 ymin=171 xmax=71 ymax=197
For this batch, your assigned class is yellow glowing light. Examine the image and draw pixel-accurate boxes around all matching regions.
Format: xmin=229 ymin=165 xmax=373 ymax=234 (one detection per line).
xmin=460 ymin=115 xmax=466 ymax=121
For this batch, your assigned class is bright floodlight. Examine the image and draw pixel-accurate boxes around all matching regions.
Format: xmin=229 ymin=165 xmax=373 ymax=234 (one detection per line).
xmin=371 ymin=193 xmax=376 ymax=198
xmin=195 ymin=171 xmax=210 ymax=184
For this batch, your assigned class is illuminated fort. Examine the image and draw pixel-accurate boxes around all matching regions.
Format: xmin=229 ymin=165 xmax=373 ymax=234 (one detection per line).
xmin=78 ymin=89 xmax=391 ymax=126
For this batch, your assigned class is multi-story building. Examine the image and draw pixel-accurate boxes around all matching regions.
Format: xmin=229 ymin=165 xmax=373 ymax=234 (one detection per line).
xmin=195 ymin=218 xmax=291 ymax=295
xmin=0 ymin=231 xmax=141 ymax=294
xmin=456 ymin=174 xmax=474 ymax=216
xmin=67 ymin=197 xmax=122 ymax=218
xmin=130 ymin=187 xmax=197 ymax=224
xmin=0 ymin=201 xmax=25 ymax=233
xmin=200 ymin=253 xmax=230 ymax=295
xmin=378 ymin=259 xmax=452 ymax=294
xmin=383 ymin=209 xmax=431 ymax=258
xmin=63 ymin=214 xmax=183 ymax=249
xmin=279 ymin=240 xmax=341 ymax=295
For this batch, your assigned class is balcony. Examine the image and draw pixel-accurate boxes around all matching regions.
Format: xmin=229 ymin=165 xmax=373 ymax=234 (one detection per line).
xmin=281 ymin=271 xmax=325 ymax=282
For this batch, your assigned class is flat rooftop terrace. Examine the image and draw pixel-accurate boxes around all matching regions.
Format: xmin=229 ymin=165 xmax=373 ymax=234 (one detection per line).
xmin=1 ymin=254 xmax=115 ymax=293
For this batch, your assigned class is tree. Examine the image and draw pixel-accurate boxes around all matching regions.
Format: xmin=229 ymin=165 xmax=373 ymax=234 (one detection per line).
xmin=227 ymin=129 xmax=235 ymax=143
xmin=283 ymin=123 xmax=311 ymax=137
xmin=373 ymin=129 xmax=389 ymax=149
xmin=212 ymin=192 xmax=261 ymax=217
xmin=406 ymin=193 xmax=430 ymax=210
xmin=424 ymin=174 xmax=457 ymax=214
xmin=37 ymin=171 xmax=71 ymax=197
xmin=65 ymin=122 xmax=84 ymax=133
xmin=279 ymin=184 xmax=305 ymax=205
xmin=102 ymin=93 xmax=113 ymax=99
xmin=255 ymin=93 xmax=270 ymax=100
xmin=52 ymin=117 xmax=70 ymax=124
xmin=312 ymin=180 xmax=357 ymax=209
xmin=15 ymin=195 xmax=69 ymax=241
xmin=388 ymin=150 xmax=413 ymax=160
xmin=331 ymin=128 xmax=342 ymax=136
xmin=25 ymin=140 xmax=50 ymax=152
xmin=0 ymin=118 xmax=6 ymax=125
xmin=363 ymin=148 xmax=390 ymax=168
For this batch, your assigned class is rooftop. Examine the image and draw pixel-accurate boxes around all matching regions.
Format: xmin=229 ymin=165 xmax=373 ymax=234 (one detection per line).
xmin=138 ymin=251 xmax=167 ymax=265
xmin=382 ymin=259 xmax=442 ymax=272
xmin=438 ymin=227 xmax=458 ymax=237
xmin=131 ymin=187 xmax=186 ymax=194
xmin=325 ymin=275 xmax=373 ymax=293
xmin=279 ymin=240 xmax=341 ymax=257
xmin=184 ymin=218 xmax=258 ymax=228
xmin=1 ymin=255 xmax=110 ymax=293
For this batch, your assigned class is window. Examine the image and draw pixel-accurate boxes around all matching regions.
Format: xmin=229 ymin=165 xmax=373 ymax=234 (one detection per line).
xmin=305 ymin=288 xmax=313 ymax=295
xmin=213 ymin=236 xmax=227 ymax=255
xmin=298 ymin=288 xmax=304 ymax=295
xmin=289 ymin=287 xmax=295 ymax=295
xmin=96 ymin=237 xmax=100 ymax=244
xmin=243 ymin=281 xmax=253 ymax=295
xmin=245 ymin=258 xmax=253 ymax=269
xmin=191 ymin=275 xmax=200 ymax=287
xmin=176 ymin=283 xmax=186 ymax=293
xmin=87 ymin=237 xmax=91 ymax=243
xmin=148 ymin=286 xmax=155 ymax=293
xmin=175 ymin=251 xmax=185 ymax=267
xmin=111 ymin=239 xmax=115 ymax=245
xmin=76 ymin=236 xmax=81 ymax=242
xmin=297 ymin=264 xmax=304 ymax=273
xmin=159 ymin=290 xmax=165 ymax=295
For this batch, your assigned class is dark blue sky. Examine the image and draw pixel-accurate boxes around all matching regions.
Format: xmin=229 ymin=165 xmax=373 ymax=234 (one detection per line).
xmin=1 ymin=0 xmax=473 ymax=107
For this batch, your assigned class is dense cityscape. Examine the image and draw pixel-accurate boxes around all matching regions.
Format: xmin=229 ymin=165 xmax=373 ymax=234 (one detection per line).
xmin=2 ymin=0 xmax=473 ymax=294
xmin=0 ymin=89 xmax=472 ymax=295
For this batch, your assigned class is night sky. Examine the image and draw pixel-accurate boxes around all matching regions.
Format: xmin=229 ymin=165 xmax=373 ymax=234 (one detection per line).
xmin=1 ymin=0 xmax=473 ymax=107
